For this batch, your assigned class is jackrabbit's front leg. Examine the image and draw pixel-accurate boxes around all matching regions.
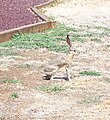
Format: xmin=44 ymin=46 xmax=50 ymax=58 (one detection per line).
xmin=65 ymin=67 xmax=71 ymax=81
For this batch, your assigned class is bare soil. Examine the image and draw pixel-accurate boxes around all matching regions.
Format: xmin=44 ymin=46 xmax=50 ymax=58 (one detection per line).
xmin=44 ymin=0 xmax=110 ymax=28
xmin=0 ymin=0 xmax=110 ymax=119
xmin=0 ymin=39 xmax=110 ymax=119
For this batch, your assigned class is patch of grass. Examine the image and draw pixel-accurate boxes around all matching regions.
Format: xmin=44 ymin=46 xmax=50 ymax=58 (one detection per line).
xmin=91 ymin=38 xmax=102 ymax=43
xmin=79 ymin=24 xmax=110 ymax=38
xmin=48 ymin=15 xmax=55 ymax=21
xmin=95 ymin=26 xmax=110 ymax=32
xmin=15 ymin=64 xmax=31 ymax=68
xmin=36 ymin=84 xmax=65 ymax=93
xmin=78 ymin=96 xmax=102 ymax=105
xmin=0 ymin=24 xmax=80 ymax=53
xmin=0 ymin=49 xmax=18 ymax=56
xmin=106 ymin=44 xmax=110 ymax=48
xmin=10 ymin=92 xmax=19 ymax=99
xmin=0 ymin=62 xmax=3 ymax=65
xmin=0 ymin=24 xmax=109 ymax=53
xmin=105 ymin=77 xmax=110 ymax=83
xmin=0 ymin=78 xmax=21 ymax=84
xmin=79 ymin=71 xmax=101 ymax=76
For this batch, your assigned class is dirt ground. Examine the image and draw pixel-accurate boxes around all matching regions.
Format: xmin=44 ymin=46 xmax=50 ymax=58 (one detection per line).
xmin=44 ymin=0 xmax=110 ymax=28
xmin=0 ymin=0 xmax=110 ymax=120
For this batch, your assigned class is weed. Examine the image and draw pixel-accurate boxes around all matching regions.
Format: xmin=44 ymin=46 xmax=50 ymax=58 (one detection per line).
xmin=0 ymin=78 xmax=21 ymax=84
xmin=79 ymin=71 xmax=101 ymax=76
xmin=36 ymin=84 xmax=65 ymax=93
xmin=11 ymin=92 xmax=19 ymax=98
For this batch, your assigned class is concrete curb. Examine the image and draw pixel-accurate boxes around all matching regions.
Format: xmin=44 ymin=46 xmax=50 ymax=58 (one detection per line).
xmin=34 ymin=0 xmax=55 ymax=9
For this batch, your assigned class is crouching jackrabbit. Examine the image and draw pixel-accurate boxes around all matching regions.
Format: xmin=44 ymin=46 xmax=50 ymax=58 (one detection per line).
xmin=43 ymin=34 xmax=78 ymax=81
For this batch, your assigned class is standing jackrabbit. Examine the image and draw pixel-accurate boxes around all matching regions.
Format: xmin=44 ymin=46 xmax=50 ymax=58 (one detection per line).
xmin=43 ymin=34 xmax=78 ymax=81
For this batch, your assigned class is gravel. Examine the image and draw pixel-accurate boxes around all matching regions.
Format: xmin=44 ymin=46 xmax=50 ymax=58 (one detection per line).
xmin=0 ymin=0 xmax=48 ymax=31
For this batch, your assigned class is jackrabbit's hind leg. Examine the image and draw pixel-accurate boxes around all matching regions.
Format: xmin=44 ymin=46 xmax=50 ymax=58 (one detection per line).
xmin=50 ymin=75 xmax=55 ymax=80
xmin=43 ymin=75 xmax=52 ymax=80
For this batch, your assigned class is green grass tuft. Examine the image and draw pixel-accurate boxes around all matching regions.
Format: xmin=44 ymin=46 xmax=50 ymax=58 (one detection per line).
xmin=0 ymin=78 xmax=21 ymax=84
xmin=11 ymin=92 xmax=19 ymax=99
xmin=79 ymin=71 xmax=101 ymax=76
xmin=15 ymin=64 xmax=31 ymax=68
xmin=36 ymin=84 xmax=65 ymax=93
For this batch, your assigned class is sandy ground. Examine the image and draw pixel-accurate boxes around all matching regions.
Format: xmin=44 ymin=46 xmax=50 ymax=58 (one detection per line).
xmin=0 ymin=0 xmax=110 ymax=119
xmin=44 ymin=0 xmax=110 ymax=27
xmin=0 ymin=39 xmax=110 ymax=119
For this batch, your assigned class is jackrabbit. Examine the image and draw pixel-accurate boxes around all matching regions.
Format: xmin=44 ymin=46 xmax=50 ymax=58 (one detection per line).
xmin=43 ymin=34 xmax=78 ymax=81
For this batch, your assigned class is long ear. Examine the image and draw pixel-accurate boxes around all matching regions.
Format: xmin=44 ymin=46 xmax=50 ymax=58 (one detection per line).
xmin=66 ymin=35 xmax=72 ymax=49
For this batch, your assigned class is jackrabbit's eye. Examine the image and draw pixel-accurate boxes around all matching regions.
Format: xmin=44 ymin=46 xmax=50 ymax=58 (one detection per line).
xmin=73 ymin=50 xmax=76 ymax=52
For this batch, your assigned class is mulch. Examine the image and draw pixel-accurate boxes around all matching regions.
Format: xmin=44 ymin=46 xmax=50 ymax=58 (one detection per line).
xmin=0 ymin=0 xmax=48 ymax=32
